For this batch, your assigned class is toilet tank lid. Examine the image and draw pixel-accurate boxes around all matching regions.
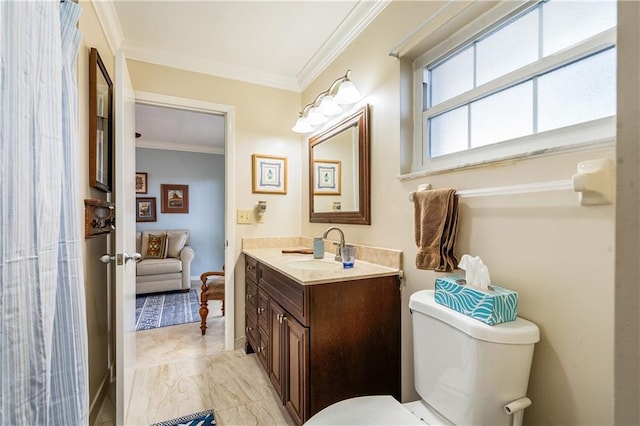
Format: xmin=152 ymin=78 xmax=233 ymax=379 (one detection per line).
xmin=409 ymin=290 xmax=540 ymax=344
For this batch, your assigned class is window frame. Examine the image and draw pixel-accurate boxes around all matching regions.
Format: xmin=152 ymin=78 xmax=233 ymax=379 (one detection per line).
xmin=410 ymin=1 xmax=617 ymax=175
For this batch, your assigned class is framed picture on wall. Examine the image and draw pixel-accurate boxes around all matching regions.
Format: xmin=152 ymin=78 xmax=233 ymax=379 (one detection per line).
xmin=161 ymin=184 xmax=189 ymax=213
xmin=136 ymin=197 xmax=157 ymax=222
xmin=135 ymin=172 xmax=148 ymax=194
xmin=252 ymin=154 xmax=287 ymax=194
xmin=313 ymin=159 xmax=341 ymax=195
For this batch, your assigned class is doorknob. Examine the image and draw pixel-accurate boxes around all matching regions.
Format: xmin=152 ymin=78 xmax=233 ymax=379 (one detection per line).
xmin=102 ymin=253 xmax=142 ymax=265
xmin=117 ymin=252 xmax=142 ymax=265
xmin=124 ymin=252 xmax=142 ymax=262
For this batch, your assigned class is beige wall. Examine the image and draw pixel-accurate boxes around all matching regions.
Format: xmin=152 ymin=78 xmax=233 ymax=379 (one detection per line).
xmin=615 ymin=1 xmax=640 ymax=423
xmin=78 ymin=1 xmax=115 ymax=424
xmin=300 ymin=2 xmax=614 ymax=424
xmin=125 ymin=60 xmax=302 ymax=343
xmin=79 ymin=0 xmax=633 ymax=424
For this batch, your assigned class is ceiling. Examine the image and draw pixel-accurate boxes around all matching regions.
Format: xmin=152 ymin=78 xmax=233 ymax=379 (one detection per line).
xmin=97 ymin=0 xmax=388 ymax=151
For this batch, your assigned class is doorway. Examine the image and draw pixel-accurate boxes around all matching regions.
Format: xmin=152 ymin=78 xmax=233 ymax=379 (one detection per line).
xmin=134 ymin=91 xmax=235 ymax=351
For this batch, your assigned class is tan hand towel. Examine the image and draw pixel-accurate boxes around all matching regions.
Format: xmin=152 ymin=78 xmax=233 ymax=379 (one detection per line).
xmin=413 ymin=188 xmax=459 ymax=272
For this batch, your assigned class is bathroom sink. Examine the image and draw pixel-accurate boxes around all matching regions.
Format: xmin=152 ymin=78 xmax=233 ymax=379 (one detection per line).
xmin=287 ymin=259 xmax=341 ymax=271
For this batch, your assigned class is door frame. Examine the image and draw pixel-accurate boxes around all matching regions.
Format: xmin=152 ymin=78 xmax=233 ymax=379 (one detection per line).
xmin=134 ymin=91 xmax=235 ymax=351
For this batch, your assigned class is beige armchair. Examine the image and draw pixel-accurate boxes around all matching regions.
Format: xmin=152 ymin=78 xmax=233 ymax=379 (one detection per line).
xmin=135 ymin=229 xmax=195 ymax=295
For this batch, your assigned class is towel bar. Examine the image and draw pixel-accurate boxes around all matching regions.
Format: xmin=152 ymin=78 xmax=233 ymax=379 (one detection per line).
xmin=408 ymin=158 xmax=614 ymax=206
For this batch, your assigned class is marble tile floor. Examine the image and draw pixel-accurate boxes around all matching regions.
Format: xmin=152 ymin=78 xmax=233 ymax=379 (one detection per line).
xmin=95 ymin=286 xmax=292 ymax=426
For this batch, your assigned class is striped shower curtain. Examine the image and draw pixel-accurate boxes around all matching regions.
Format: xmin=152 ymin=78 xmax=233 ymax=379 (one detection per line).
xmin=0 ymin=1 xmax=89 ymax=424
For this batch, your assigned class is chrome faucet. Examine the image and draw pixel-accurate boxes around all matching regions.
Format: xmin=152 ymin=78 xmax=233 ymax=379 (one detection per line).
xmin=322 ymin=226 xmax=345 ymax=261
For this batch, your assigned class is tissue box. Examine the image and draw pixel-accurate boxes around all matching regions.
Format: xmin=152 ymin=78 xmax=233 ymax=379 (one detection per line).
xmin=434 ymin=275 xmax=518 ymax=325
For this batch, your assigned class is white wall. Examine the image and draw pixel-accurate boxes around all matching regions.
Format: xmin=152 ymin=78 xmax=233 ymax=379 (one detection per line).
xmin=135 ymin=148 xmax=225 ymax=276
xmin=300 ymin=2 xmax=614 ymax=424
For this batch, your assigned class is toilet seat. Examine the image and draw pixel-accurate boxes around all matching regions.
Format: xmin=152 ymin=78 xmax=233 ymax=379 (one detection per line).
xmin=303 ymin=395 xmax=427 ymax=425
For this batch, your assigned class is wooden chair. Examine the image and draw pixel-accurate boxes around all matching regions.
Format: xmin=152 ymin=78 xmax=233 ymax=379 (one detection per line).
xmin=199 ymin=266 xmax=225 ymax=335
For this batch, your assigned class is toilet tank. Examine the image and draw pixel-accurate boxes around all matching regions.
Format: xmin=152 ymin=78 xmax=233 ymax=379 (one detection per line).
xmin=409 ymin=290 xmax=539 ymax=426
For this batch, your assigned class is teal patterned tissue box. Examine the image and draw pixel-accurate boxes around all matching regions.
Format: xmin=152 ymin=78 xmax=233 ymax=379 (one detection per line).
xmin=434 ymin=276 xmax=518 ymax=325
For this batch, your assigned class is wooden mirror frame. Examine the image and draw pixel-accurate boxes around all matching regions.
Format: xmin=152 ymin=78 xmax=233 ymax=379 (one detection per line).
xmin=89 ymin=47 xmax=113 ymax=193
xmin=309 ymin=105 xmax=370 ymax=225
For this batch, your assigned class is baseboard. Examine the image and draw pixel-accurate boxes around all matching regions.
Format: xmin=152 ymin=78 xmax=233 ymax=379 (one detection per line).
xmin=235 ymin=336 xmax=246 ymax=351
xmin=88 ymin=371 xmax=110 ymax=425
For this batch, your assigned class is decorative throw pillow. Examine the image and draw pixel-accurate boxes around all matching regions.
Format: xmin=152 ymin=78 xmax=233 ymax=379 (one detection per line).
xmin=166 ymin=231 xmax=188 ymax=258
xmin=146 ymin=233 xmax=168 ymax=259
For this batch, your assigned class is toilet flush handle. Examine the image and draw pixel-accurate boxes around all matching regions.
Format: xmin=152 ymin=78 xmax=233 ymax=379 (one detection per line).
xmin=504 ymin=397 xmax=531 ymax=426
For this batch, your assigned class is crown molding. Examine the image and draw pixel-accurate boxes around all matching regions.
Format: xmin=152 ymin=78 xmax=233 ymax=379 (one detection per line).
xmin=91 ymin=0 xmax=387 ymax=93
xmin=136 ymin=139 xmax=225 ymax=155
xmin=90 ymin=0 xmax=123 ymax=55
xmin=297 ymin=0 xmax=390 ymax=90
xmin=122 ymin=40 xmax=300 ymax=92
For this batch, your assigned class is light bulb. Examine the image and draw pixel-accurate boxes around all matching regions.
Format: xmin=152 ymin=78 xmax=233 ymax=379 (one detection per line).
xmin=292 ymin=116 xmax=313 ymax=133
xmin=317 ymin=95 xmax=342 ymax=116
xmin=306 ymin=107 xmax=328 ymax=126
xmin=334 ymin=80 xmax=362 ymax=104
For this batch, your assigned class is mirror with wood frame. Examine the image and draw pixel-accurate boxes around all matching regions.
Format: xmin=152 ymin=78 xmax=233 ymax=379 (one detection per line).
xmin=309 ymin=105 xmax=370 ymax=225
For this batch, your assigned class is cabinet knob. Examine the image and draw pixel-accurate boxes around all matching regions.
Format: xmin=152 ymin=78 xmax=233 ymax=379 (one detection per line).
xmin=247 ymin=294 xmax=253 ymax=299
xmin=246 ymin=326 xmax=253 ymax=332
xmin=257 ymin=307 xmax=265 ymax=314
xmin=247 ymin=265 xmax=255 ymax=271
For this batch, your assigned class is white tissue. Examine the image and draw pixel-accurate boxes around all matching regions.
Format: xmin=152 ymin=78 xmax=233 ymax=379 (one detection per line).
xmin=458 ymin=254 xmax=491 ymax=291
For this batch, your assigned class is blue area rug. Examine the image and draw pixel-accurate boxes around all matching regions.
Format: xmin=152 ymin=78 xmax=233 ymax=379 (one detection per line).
xmin=135 ymin=289 xmax=200 ymax=331
xmin=150 ymin=409 xmax=215 ymax=426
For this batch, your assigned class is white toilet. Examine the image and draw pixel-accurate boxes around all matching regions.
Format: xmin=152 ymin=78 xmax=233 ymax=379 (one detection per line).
xmin=305 ymin=289 xmax=540 ymax=426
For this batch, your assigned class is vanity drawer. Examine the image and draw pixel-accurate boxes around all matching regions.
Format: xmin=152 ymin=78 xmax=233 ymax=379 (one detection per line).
xmin=245 ymin=308 xmax=258 ymax=350
xmin=245 ymin=256 xmax=258 ymax=282
xmin=246 ymin=279 xmax=258 ymax=310
xmin=259 ymin=263 xmax=308 ymax=327
xmin=258 ymin=326 xmax=269 ymax=370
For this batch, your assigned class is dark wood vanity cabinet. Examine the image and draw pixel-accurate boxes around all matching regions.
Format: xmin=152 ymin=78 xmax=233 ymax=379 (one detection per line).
xmin=244 ymin=254 xmax=401 ymax=425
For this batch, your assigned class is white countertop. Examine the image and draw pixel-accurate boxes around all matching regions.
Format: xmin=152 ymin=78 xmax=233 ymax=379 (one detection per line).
xmin=242 ymin=247 xmax=401 ymax=285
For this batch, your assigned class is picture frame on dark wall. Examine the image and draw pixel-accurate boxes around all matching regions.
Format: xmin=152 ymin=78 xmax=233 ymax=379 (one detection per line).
xmin=161 ymin=184 xmax=189 ymax=213
xmin=89 ymin=47 xmax=113 ymax=193
xmin=136 ymin=197 xmax=157 ymax=222
xmin=135 ymin=172 xmax=148 ymax=194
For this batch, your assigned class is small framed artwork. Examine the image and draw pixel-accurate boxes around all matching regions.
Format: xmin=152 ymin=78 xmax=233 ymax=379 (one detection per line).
xmin=161 ymin=184 xmax=189 ymax=213
xmin=89 ymin=47 xmax=113 ymax=193
xmin=136 ymin=197 xmax=157 ymax=222
xmin=313 ymin=159 xmax=341 ymax=195
xmin=135 ymin=172 xmax=148 ymax=194
xmin=252 ymin=154 xmax=287 ymax=194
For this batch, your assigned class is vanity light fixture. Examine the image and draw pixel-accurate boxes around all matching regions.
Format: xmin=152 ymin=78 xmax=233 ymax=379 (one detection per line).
xmin=292 ymin=70 xmax=362 ymax=134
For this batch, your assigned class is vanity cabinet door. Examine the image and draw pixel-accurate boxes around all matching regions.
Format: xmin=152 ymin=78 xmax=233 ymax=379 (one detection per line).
xmin=284 ymin=313 xmax=309 ymax=425
xmin=269 ymin=299 xmax=285 ymax=401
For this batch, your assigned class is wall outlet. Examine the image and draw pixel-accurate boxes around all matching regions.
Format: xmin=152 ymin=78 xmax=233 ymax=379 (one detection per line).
xmin=237 ymin=209 xmax=252 ymax=224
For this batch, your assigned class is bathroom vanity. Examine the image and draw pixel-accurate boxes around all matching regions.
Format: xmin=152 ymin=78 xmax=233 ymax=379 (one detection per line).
xmin=243 ymin=247 xmax=401 ymax=426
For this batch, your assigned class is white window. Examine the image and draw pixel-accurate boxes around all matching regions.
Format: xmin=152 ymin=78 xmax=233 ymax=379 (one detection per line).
xmin=413 ymin=0 xmax=617 ymax=173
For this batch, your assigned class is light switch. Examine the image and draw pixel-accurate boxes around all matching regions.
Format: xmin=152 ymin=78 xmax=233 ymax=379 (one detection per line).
xmin=237 ymin=209 xmax=252 ymax=224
